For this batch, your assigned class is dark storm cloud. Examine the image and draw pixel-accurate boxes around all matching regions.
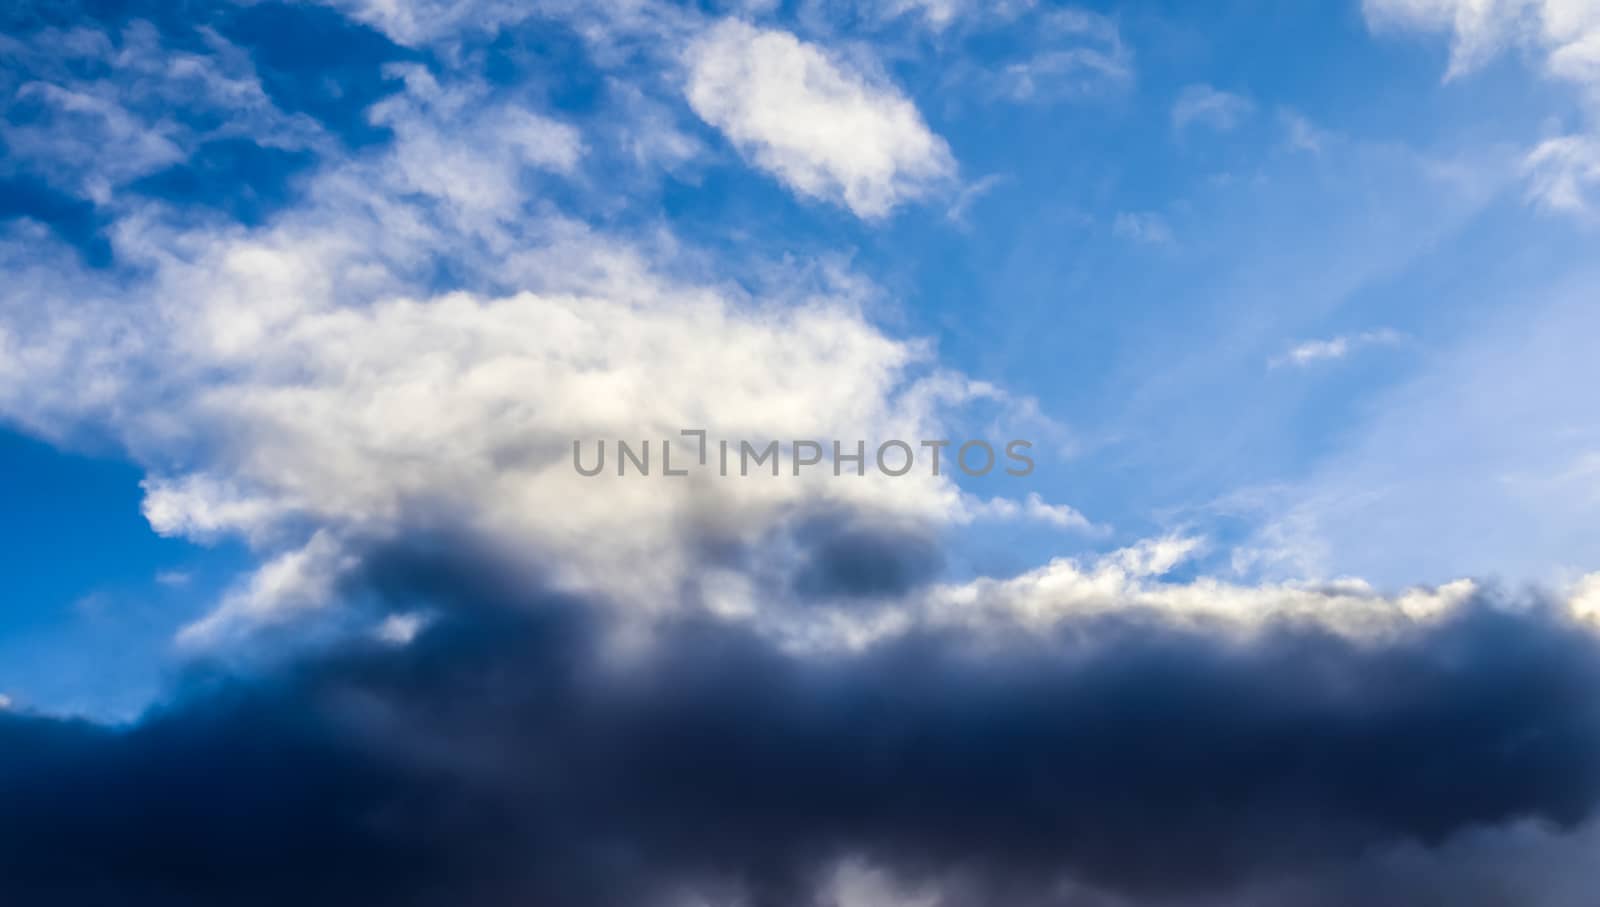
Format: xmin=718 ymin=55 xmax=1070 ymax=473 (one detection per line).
xmin=788 ymin=514 xmax=945 ymax=600
xmin=4 ymin=546 xmax=1600 ymax=906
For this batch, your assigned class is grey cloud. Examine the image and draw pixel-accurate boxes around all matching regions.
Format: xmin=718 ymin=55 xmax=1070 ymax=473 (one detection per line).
xmin=3 ymin=540 xmax=1600 ymax=905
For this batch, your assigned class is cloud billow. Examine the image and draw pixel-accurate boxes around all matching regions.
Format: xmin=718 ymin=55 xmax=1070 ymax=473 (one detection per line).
xmin=684 ymin=19 xmax=956 ymax=219
xmin=4 ymin=545 xmax=1600 ymax=906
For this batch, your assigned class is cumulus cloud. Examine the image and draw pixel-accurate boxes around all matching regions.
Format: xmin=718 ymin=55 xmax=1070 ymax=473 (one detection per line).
xmin=683 ymin=19 xmax=956 ymax=218
xmin=775 ymin=536 xmax=1495 ymax=653
xmin=370 ymin=64 xmax=585 ymax=214
xmin=1172 ymin=84 xmax=1254 ymax=133
xmin=5 ymin=6 xmax=1597 ymax=905
xmin=0 ymin=41 xmax=1052 ymax=644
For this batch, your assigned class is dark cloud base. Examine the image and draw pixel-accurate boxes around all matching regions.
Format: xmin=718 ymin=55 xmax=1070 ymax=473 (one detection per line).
xmin=4 ymin=549 xmax=1600 ymax=906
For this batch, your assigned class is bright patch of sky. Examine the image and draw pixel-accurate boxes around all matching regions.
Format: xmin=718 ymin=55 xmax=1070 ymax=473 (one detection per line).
xmin=2 ymin=0 xmax=1599 ymax=717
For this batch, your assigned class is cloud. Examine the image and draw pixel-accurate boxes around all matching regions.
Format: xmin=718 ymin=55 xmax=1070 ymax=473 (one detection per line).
xmin=375 ymin=611 xmax=429 ymax=644
xmin=944 ymin=172 xmax=1007 ymax=225
xmin=1523 ymin=133 xmax=1600 ymax=214
xmin=1281 ymin=108 xmax=1333 ymax=154
xmin=4 ymin=546 xmax=1600 ymax=905
xmin=1172 ymin=84 xmax=1254 ymax=133
xmin=974 ymin=562 xmax=1471 ymax=642
xmin=1362 ymin=0 xmax=1600 ymax=84
xmin=1270 ymin=329 xmax=1405 ymax=369
xmin=312 ymin=0 xmax=546 ymax=46
xmin=872 ymin=0 xmax=974 ymax=31
xmin=787 ymin=513 xmax=946 ymax=601
xmin=1 ymin=7 xmax=1598 ymax=903
xmin=178 ymin=531 xmax=357 ymax=647
xmin=984 ymin=8 xmax=1133 ymax=103
xmin=0 ymin=20 xmax=326 ymax=205
xmin=0 ymin=46 xmax=1044 ymax=643
xmin=800 ymin=0 xmax=1038 ymax=36
xmin=683 ymin=19 xmax=956 ymax=219
xmin=1113 ymin=211 xmax=1174 ymax=244
xmin=968 ymin=492 xmax=1099 ymax=532
xmin=1236 ymin=282 xmax=1600 ymax=587
xmin=1363 ymin=0 xmax=1600 ymax=213
xmin=354 ymin=63 xmax=585 ymax=230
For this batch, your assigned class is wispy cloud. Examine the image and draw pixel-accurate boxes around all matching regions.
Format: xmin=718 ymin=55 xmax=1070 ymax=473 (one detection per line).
xmin=1524 ymin=134 xmax=1600 ymax=216
xmin=1364 ymin=0 xmax=1600 ymax=214
xmin=1172 ymin=83 xmax=1254 ymax=133
xmin=991 ymin=8 xmax=1133 ymax=102
xmin=945 ymin=172 xmax=1008 ymax=225
xmin=968 ymin=492 xmax=1102 ymax=533
xmin=1280 ymin=108 xmax=1331 ymax=154
xmin=0 ymin=21 xmax=326 ymax=204
xmin=1112 ymin=210 xmax=1173 ymax=244
xmin=1270 ymin=328 xmax=1404 ymax=368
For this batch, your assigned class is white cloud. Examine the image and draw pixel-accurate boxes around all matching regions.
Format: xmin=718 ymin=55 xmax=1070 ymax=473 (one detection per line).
xmin=369 ymin=64 xmax=584 ymax=223
xmin=0 ymin=65 xmax=1049 ymax=643
xmin=179 ymin=532 xmax=355 ymax=646
xmin=944 ymin=172 xmax=1007 ymax=225
xmin=1281 ymin=108 xmax=1332 ymax=154
xmin=1523 ymin=133 xmax=1600 ymax=213
xmin=985 ymin=8 xmax=1132 ymax=103
xmin=375 ymin=612 xmax=430 ymax=645
xmin=967 ymin=492 xmax=1100 ymax=532
xmin=607 ymin=79 xmax=705 ymax=174
xmin=1270 ymin=329 xmax=1404 ymax=368
xmin=0 ymin=694 xmax=12 ymax=711
xmin=873 ymin=0 xmax=971 ymax=31
xmin=1172 ymin=84 xmax=1254 ymax=133
xmin=1364 ymin=0 xmax=1600 ymax=212
xmin=0 ymin=21 xmax=325 ymax=205
xmin=683 ymin=19 xmax=956 ymax=219
xmin=1363 ymin=0 xmax=1600 ymax=84
xmin=755 ymin=532 xmax=1600 ymax=654
xmin=312 ymin=0 xmax=543 ymax=46
xmin=922 ymin=545 xmax=1483 ymax=643
xmin=802 ymin=0 xmax=1038 ymax=35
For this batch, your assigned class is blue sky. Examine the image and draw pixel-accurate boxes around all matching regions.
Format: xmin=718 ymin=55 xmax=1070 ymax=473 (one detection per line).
xmin=1 ymin=0 xmax=1598 ymax=714
xmin=10 ymin=2 xmax=1600 ymax=904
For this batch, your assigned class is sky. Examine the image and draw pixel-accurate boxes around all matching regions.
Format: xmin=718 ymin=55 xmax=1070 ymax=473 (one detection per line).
xmin=3 ymin=0 xmax=1600 ymax=904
